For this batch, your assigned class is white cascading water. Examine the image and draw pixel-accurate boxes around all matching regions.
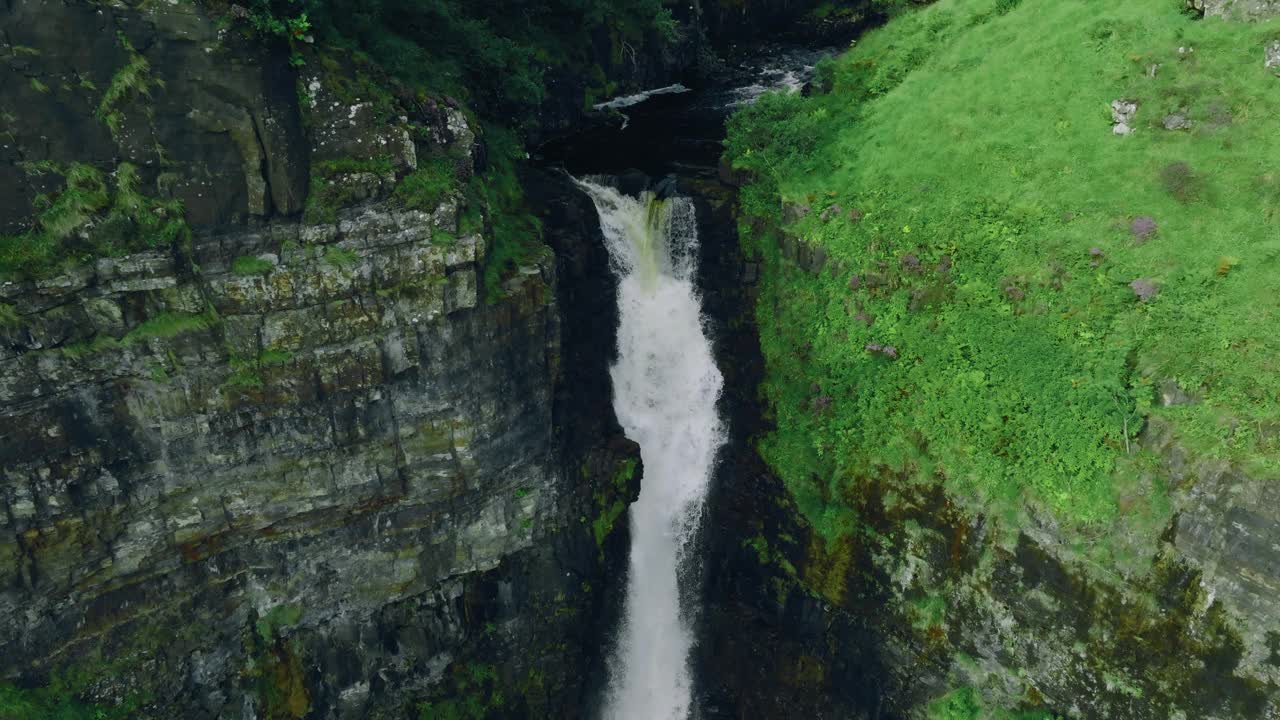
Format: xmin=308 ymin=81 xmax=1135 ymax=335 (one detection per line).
xmin=575 ymin=178 xmax=725 ymax=720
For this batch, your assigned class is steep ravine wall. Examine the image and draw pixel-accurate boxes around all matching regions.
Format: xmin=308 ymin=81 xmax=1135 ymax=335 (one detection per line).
xmin=695 ymin=198 xmax=1280 ymax=719
xmin=0 ymin=1 xmax=648 ymax=717
xmin=0 ymin=201 xmax=639 ymax=718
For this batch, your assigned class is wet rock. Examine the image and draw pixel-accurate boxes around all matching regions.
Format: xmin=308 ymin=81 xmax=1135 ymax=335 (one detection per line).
xmin=1163 ymin=112 xmax=1192 ymax=131
xmin=653 ymin=174 xmax=680 ymax=199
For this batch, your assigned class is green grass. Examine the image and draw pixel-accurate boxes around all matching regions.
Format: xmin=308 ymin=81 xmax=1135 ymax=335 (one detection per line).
xmin=0 ymin=303 xmax=21 ymax=329
xmin=0 ymin=162 xmax=189 ymax=280
xmin=394 ymin=155 xmax=458 ymax=211
xmin=727 ymin=0 xmax=1280 ymax=537
xmin=225 ymin=368 xmax=265 ymax=389
xmin=323 ymin=245 xmax=359 ymax=267
xmin=53 ymin=311 xmax=213 ymax=359
xmin=225 ymin=349 xmax=295 ymax=389
xmin=302 ymin=156 xmax=396 ymax=225
xmin=59 ymin=335 xmax=122 ymax=359
xmin=469 ymin=125 xmax=546 ymax=303
xmin=259 ymin=349 xmax=294 ymax=366
xmin=97 ymin=32 xmax=162 ymax=139
xmin=416 ymin=663 xmax=504 ymax=720
xmin=231 ymin=255 xmax=274 ymax=276
xmin=255 ymin=603 xmax=304 ymax=642
xmin=124 ymin=311 xmax=216 ymax=343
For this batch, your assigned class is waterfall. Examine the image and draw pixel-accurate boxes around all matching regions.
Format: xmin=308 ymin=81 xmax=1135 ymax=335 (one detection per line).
xmin=575 ymin=178 xmax=726 ymax=720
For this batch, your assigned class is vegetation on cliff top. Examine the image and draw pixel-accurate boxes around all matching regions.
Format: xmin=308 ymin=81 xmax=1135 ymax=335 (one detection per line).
xmin=727 ymin=0 xmax=1280 ymax=538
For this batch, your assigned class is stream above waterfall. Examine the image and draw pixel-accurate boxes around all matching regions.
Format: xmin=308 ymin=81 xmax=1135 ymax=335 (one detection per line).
xmin=536 ymin=45 xmax=836 ymax=180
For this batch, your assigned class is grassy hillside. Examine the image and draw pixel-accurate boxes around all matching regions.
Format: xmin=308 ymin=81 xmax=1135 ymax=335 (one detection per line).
xmin=727 ymin=0 xmax=1280 ymax=542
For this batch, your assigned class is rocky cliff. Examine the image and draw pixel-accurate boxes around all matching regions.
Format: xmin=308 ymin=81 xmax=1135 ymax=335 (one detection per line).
xmin=1 ymin=1 xmax=649 ymax=717
xmin=0 ymin=196 xmax=643 ymax=718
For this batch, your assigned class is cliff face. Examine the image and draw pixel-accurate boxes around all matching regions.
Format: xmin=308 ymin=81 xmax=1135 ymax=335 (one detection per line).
xmin=0 ymin=1 xmax=646 ymax=717
xmin=1 ymin=0 xmax=311 ymax=233
xmin=0 ymin=199 xmax=646 ymax=719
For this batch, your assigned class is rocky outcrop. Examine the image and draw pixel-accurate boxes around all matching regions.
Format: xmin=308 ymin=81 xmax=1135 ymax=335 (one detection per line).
xmin=1189 ymin=0 xmax=1280 ymax=19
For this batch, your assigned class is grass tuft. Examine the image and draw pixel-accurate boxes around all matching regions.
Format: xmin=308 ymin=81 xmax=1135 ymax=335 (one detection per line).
xmin=96 ymin=32 xmax=161 ymax=139
xmin=0 ymin=162 xmax=189 ymax=280
xmin=232 ymin=255 xmax=274 ymax=276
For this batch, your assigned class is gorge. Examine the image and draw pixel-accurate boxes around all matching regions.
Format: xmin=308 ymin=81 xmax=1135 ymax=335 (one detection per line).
xmin=3 ymin=1 xmax=1280 ymax=719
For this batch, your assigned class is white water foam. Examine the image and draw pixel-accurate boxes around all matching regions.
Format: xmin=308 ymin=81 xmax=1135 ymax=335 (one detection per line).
xmin=575 ymin=178 xmax=725 ymax=720
xmin=593 ymin=84 xmax=691 ymax=130
xmin=593 ymin=84 xmax=692 ymax=111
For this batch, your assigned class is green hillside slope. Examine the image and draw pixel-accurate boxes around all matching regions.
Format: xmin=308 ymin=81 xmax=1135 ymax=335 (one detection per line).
xmin=728 ymin=0 xmax=1280 ymax=544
